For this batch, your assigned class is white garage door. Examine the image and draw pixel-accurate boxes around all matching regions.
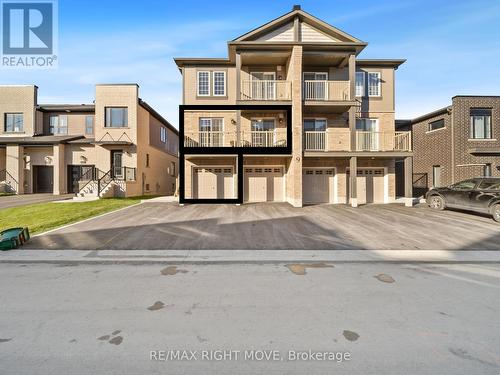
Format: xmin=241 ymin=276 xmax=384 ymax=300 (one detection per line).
xmin=244 ymin=167 xmax=284 ymax=202
xmin=303 ymin=168 xmax=335 ymax=204
xmin=347 ymin=169 xmax=385 ymax=204
xmin=193 ymin=167 xmax=234 ymax=199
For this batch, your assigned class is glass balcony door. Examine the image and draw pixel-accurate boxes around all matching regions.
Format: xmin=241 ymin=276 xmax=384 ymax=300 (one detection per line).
xmin=251 ymin=119 xmax=275 ymax=147
xmin=250 ymin=72 xmax=276 ymax=100
xmin=199 ymin=118 xmax=224 ymax=147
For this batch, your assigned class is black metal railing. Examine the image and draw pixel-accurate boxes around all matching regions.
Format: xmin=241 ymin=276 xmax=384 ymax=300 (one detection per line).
xmin=97 ymin=169 xmax=112 ymax=196
xmin=75 ymin=166 xmax=136 ymax=197
xmin=0 ymin=169 xmax=19 ymax=193
xmin=413 ymin=173 xmax=429 ymax=198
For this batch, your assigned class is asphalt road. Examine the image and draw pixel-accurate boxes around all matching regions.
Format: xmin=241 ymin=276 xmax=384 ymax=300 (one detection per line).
xmin=1 ymin=262 xmax=499 ymax=374
xmin=26 ymin=202 xmax=500 ymax=250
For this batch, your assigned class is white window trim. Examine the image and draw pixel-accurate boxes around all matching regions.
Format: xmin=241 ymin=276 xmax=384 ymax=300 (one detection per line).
xmin=250 ymin=71 xmax=276 ymax=80
xmin=212 ymin=71 xmax=226 ymax=96
xmin=160 ymin=126 xmax=167 ymax=143
xmin=355 ymin=71 xmax=365 ymax=97
xmin=367 ymin=72 xmax=381 ymax=97
xmin=197 ymin=71 xmax=211 ymax=96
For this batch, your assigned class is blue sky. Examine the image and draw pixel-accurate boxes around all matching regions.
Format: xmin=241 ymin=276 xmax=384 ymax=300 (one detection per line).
xmin=2 ymin=0 xmax=499 ymax=126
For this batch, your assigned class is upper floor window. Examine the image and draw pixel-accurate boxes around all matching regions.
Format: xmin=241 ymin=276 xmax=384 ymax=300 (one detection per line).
xmin=197 ymin=71 xmax=210 ymax=96
xmin=356 ymin=118 xmax=378 ymax=131
xmin=213 ymin=71 xmax=226 ymax=96
xmin=105 ymin=107 xmax=128 ymax=128
xmin=160 ymin=126 xmax=167 ymax=143
xmin=429 ymin=119 xmax=445 ymax=131
xmin=85 ymin=115 xmax=94 ymax=135
xmin=199 ymin=118 xmax=223 ymax=147
xmin=355 ymin=72 xmax=365 ymax=97
xmin=50 ymin=115 xmax=68 ymax=134
xmin=251 ymin=119 xmax=275 ymax=131
xmin=367 ymin=72 xmax=381 ymax=97
xmin=4 ymin=113 xmax=23 ymax=132
xmin=304 ymin=119 xmax=327 ymax=131
xmin=470 ymin=108 xmax=492 ymax=139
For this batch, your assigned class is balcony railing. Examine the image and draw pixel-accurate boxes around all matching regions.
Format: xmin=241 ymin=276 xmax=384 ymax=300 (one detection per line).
xmin=240 ymin=80 xmax=292 ymax=101
xmin=304 ymin=131 xmax=327 ymax=151
xmin=303 ymin=80 xmax=350 ymax=101
xmin=303 ymin=130 xmax=412 ymax=152
xmin=184 ymin=130 xmax=287 ymax=148
xmin=356 ymin=131 xmax=411 ymax=151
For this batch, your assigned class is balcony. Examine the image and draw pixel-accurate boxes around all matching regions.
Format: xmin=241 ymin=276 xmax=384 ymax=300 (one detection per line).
xmin=240 ymin=80 xmax=292 ymax=101
xmin=303 ymin=130 xmax=412 ymax=152
xmin=184 ymin=129 xmax=287 ymax=148
xmin=303 ymin=80 xmax=350 ymax=101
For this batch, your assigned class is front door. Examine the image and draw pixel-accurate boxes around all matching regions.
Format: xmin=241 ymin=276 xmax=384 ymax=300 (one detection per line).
xmin=111 ymin=151 xmax=123 ymax=179
xmin=33 ymin=166 xmax=53 ymax=193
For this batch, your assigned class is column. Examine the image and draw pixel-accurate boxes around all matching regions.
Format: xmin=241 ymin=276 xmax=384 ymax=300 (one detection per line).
xmin=348 ymin=54 xmax=357 ymax=151
xmin=6 ymin=145 xmax=24 ymax=194
xmin=350 ymin=156 xmax=357 ymax=207
xmin=53 ymin=144 xmax=66 ymax=195
xmin=404 ymin=156 xmax=413 ymax=207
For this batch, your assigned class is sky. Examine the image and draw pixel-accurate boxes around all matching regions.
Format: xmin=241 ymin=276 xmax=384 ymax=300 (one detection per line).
xmin=1 ymin=0 xmax=499 ymax=127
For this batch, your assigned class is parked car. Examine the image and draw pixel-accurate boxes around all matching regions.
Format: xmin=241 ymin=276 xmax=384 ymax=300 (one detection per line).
xmin=426 ymin=178 xmax=500 ymax=222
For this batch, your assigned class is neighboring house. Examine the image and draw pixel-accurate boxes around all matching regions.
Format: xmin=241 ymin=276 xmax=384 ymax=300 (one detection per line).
xmin=397 ymin=96 xmax=500 ymax=197
xmin=0 ymin=84 xmax=178 ymax=197
xmin=175 ymin=6 xmax=412 ymax=207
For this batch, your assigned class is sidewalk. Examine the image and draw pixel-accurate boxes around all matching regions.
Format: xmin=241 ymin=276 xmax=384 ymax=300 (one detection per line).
xmin=2 ymin=249 xmax=500 ymax=264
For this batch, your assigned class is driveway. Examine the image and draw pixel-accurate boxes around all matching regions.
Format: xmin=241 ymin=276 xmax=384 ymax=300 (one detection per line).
xmin=25 ymin=202 xmax=500 ymax=250
xmin=0 ymin=194 xmax=73 ymax=209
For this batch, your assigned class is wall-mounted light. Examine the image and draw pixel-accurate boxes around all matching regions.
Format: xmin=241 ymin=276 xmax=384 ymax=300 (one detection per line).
xmin=45 ymin=156 xmax=52 ymax=165
xmin=231 ymin=119 xmax=236 ymax=125
xmin=80 ymin=155 xmax=87 ymax=164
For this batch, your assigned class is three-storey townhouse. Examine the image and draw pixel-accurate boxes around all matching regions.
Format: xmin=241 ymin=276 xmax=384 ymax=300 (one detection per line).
xmin=176 ymin=6 xmax=412 ymax=207
xmin=0 ymin=84 xmax=179 ymax=197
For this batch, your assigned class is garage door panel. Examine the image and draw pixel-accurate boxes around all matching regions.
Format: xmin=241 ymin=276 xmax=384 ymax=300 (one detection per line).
xmin=193 ymin=167 xmax=234 ymax=199
xmin=303 ymin=169 xmax=334 ymax=204
xmin=347 ymin=169 xmax=385 ymax=204
xmin=244 ymin=167 xmax=284 ymax=202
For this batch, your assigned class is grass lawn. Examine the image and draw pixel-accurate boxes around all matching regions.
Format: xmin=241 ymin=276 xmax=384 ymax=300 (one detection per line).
xmin=0 ymin=197 xmax=148 ymax=234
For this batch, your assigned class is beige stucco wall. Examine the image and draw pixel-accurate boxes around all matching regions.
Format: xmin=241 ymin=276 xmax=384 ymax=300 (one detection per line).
xmin=0 ymin=86 xmax=37 ymax=137
xmin=135 ymin=105 xmax=178 ymax=197
xmin=356 ymin=66 xmax=395 ymax=113
xmin=183 ymin=66 xmax=237 ymax=105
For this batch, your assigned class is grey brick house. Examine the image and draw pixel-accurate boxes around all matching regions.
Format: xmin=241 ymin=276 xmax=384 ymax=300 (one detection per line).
xmin=396 ymin=96 xmax=500 ymax=196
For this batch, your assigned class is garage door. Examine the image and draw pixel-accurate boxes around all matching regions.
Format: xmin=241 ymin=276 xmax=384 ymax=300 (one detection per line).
xmin=347 ymin=169 xmax=385 ymax=204
xmin=244 ymin=167 xmax=284 ymax=202
xmin=303 ymin=168 xmax=335 ymax=204
xmin=193 ymin=167 xmax=234 ymax=199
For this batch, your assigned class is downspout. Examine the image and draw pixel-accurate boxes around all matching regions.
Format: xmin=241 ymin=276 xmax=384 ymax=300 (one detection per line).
xmin=450 ymin=106 xmax=455 ymax=183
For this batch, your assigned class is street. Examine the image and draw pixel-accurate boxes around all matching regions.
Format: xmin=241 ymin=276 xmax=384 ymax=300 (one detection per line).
xmin=1 ymin=262 xmax=499 ymax=374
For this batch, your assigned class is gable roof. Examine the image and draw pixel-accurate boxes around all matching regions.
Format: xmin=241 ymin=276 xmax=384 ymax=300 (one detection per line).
xmin=232 ymin=8 xmax=366 ymax=45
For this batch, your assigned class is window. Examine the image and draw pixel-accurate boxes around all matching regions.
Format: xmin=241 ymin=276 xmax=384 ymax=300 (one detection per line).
xmin=170 ymin=161 xmax=176 ymax=177
xmin=303 ymin=119 xmax=327 ymax=131
xmin=4 ymin=113 xmax=23 ymax=132
xmin=146 ymin=153 xmax=150 ymax=167
xmin=367 ymin=72 xmax=381 ymax=97
xmin=470 ymin=108 xmax=492 ymax=139
xmin=213 ymin=71 xmax=226 ymax=96
xmin=85 ymin=116 xmax=94 ymax=134
xmin=355 ymin=71 xmax=365 ymax=97
xmin=484 ymin=163 xmax=492 ymax=177
xmin=49 ymin=115 xmax=68 ymax=134
xmin=160 ymin=126 xmax=167 ymax=143
xmin=429 ymin=119 xmax=445 ymax=131
xmin=432 ymin=165 xmax=442 ymax=187
xmin=478 ymin=179 xmax=500 ymax=190
xmin=251 ymin=119 xmax=275 ymax=131
xmin=105 ymin=107 xmax=128 ymax=127
xmin=451 ymin=179 xmax=477 ymax=191
xmin=197 ymin=71 xmax=210 ymax=96
xmin=356 ymin=118 xmax=378 ymax=131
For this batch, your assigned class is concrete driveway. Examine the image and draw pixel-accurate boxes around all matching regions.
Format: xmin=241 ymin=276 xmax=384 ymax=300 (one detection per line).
xmin=0 ymin=193 xmax=73 ymax=209
xmin=26 ymin=202 xmax=500 ymax=250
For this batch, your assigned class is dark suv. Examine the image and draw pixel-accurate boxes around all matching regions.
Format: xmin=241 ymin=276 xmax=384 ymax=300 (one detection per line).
xmin=426 ymin=178 xmax=500 ymax=222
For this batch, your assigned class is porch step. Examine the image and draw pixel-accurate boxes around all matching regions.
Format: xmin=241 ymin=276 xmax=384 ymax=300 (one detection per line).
xmin=72 ymin=196 xmax=99 ymax=202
